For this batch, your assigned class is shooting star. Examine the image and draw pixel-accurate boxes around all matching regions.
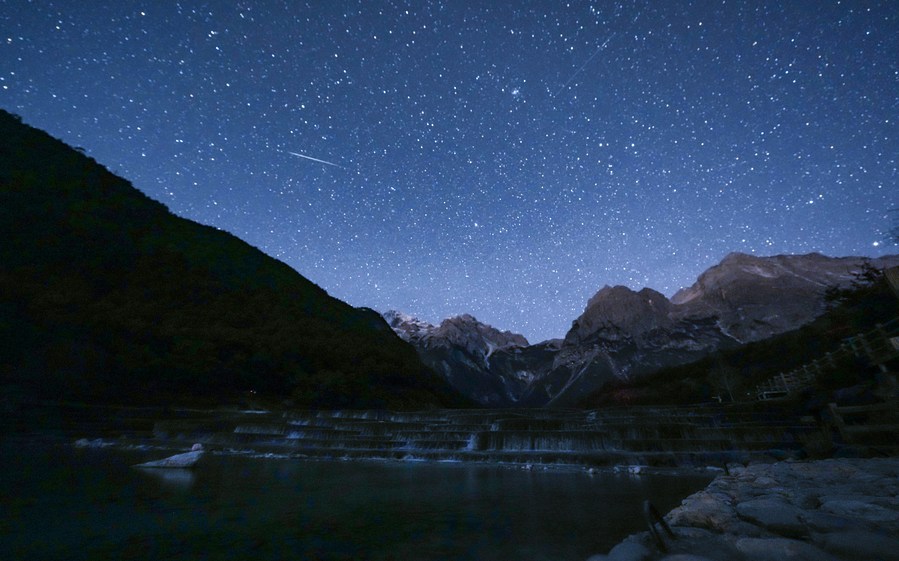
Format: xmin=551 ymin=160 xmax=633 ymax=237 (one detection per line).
xmin=553 ymin=32 xmax=616 ymax=97
xmin=285 ymin=150 xmax=344 ymax=168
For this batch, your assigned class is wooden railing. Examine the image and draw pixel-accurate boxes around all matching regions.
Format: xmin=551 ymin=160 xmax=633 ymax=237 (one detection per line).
xmin=828 ymin=400 xmax=899 ymax=447
xmin=755 ymin=317 xmax=899 ymax=401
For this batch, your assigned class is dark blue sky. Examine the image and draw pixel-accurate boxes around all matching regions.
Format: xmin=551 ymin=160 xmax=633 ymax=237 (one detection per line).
xmin=3 ymin=1 xmax=896 ymax=342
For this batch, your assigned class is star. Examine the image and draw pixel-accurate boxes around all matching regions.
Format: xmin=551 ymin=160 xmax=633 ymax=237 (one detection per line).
xmin=2 ymin=1 xmax=895 ymax=342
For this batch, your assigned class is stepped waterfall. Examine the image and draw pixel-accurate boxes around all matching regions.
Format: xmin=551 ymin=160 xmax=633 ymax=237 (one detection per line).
xmin=130 ymin=405 xmax=817 ymax=468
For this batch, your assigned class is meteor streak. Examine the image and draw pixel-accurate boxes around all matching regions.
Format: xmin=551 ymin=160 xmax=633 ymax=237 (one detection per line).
xmin=286 ymin=150 xmax=343 ymax=168
xmin=553 ymin=32 xmax=616 ymax=97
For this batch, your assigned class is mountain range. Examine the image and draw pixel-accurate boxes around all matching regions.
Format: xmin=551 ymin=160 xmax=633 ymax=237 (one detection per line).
xmin=386 ymin=252 xmax=899 ymax=406
xmin=3 ymin=108 xmax=896 ymax=411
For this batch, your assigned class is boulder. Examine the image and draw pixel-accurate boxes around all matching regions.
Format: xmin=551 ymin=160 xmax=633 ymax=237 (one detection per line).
xmin=734 ymin=537 xmax=841 ymax=561
xmin=606 ymin=541 xmax=652 ymax=561
xmin=815 ymin=529 xmax=899 ymax=561
xmin=666 ymin=492 xmax=736 ymax=532
xmin=735 ymin=498 xmax=807 ymax=538
xmin=820 ymin=499 xmax=897 ymax=525
xmin=798 ymin=510 xmax=868 ymax=534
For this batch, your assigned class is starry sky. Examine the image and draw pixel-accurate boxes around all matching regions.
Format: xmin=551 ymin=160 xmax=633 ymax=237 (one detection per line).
xmin=2 ymin=1 xmax=897 ymax=343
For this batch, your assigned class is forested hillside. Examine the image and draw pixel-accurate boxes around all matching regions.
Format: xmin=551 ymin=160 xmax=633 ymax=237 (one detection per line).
xmin=0 ymin=110 xmax=462 ymax=409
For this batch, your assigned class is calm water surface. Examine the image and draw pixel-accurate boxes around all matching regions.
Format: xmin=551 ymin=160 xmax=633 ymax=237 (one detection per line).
xmin=1 ymin=436 xmax=711 ymax=560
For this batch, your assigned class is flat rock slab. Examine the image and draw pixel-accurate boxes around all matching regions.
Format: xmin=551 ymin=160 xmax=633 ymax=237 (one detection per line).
xmin=587 ymin=458 xmax=899 ymax=561
xmin=134 ymin=450 xmax=204 ymax=468
xmin=585 ymin=541 xmax=652 ymax=561
xmin=735 ymin=537 xmax=841 ymax=561
xmin=814 ymin=530 xmax=899 ymax=561
xmin=819 ymin=498 xmax=898 ymax=524
xmin=735 ymin=498 xmax=807 ymax=538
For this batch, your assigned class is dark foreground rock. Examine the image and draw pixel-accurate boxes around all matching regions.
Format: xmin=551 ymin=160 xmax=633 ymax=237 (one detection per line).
xmin=588 ymin=458 xmax=899 ymax=561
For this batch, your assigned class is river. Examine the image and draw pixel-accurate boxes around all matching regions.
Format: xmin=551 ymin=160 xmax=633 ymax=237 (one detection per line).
xmin=1 ymin=435 xmax=712 ymax=560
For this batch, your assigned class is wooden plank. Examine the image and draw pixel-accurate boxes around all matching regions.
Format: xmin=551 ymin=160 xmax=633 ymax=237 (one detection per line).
xmin=844 ymin=424 xmax=899 ymax=434
xmin=833 ymin=402 xmax=897 ymax=414
xmin=829 ymin=403 xmax=849 ymax=441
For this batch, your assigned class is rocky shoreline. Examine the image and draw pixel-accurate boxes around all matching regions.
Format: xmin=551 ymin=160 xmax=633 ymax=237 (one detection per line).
xmin=588 ymin=457 xmax=899 ymax=561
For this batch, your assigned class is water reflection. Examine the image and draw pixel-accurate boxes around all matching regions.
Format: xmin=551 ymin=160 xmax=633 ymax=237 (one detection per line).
xmin=135 ymin=467 xmax=196 ymax=489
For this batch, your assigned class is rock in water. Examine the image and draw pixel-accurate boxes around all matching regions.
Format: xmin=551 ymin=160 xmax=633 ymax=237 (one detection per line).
xmin=135 ymin=444 xmax=204 ymax=468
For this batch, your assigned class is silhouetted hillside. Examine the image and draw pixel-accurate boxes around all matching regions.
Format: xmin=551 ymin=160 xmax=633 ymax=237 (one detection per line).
xmin=0 ymin=110 xmax=463 ymax=409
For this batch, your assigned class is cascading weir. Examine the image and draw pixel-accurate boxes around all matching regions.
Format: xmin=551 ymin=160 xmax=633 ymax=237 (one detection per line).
xmin=146 ymin=405 xmax=819 ymax=468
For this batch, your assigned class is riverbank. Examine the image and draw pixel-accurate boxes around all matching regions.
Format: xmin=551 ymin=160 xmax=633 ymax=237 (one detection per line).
xmin=588 ymin=457 xmax=899 ymax=560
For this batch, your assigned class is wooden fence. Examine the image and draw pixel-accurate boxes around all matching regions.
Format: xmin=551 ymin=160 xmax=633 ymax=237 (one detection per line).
xmin=755 ymin=317 xmax=899 ymax=401
xmin=828 ymin=400 xmax=899 ymax=448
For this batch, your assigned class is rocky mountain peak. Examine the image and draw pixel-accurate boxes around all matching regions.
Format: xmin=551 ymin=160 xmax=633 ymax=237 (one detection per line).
xmin=383 ymin=311 xmax=528 ymax=354
xmin=567 ymin=285 xmax=672 ymax=344
xmin=382 ymin=310 xmax=435 ymax=343
xmin=672 ymin=252 xmax=863 ymax=306
xmin=670 ymin=252 xmax=899 ymax=341
xmin=384 ymin=252 xmax=899 ymax=407
xmin=434 ymin=314 xmax=529 ymax=351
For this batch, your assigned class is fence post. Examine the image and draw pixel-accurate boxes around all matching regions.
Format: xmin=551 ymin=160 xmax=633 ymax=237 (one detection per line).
xmin=859 ymin=330 xmax=889 ymax=373
xmin=825 ymin=352 xmax=836 ymax=370
xmin=643 ymin=500 xmax=676 ymax=551
xmin=828 ymin=403 xmax=849 ymax=443
xmin=804 ymin=364 xmax=815 ymax=383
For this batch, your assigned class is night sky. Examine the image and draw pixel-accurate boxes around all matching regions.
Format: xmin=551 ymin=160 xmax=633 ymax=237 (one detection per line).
xmin=2 ymin=1 xmax=897 ymax=343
